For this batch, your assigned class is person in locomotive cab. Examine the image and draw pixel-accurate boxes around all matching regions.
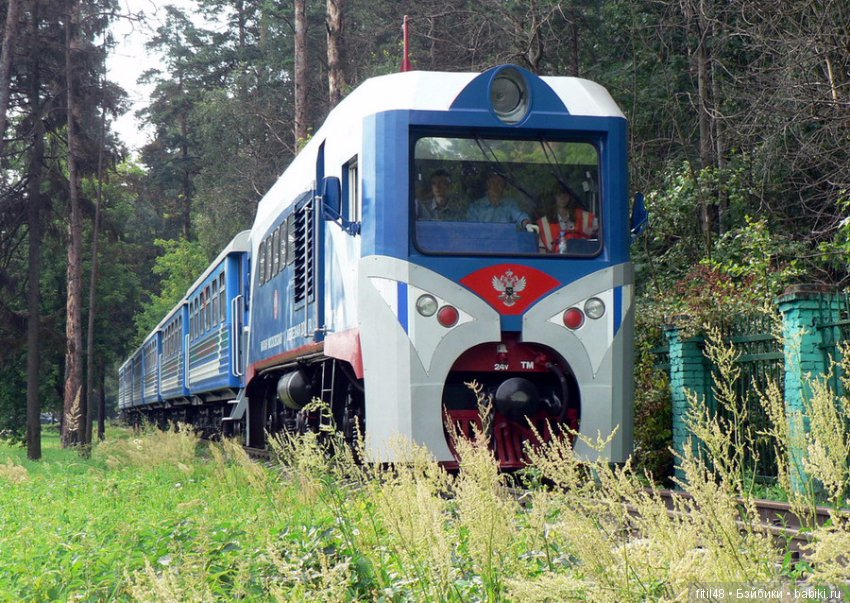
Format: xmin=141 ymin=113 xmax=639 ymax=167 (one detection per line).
xmin=536 ymin=182 xmax=599 ymax=253
xmin=415 ymin=169 xmax=465 ymax=220
xmin=466 ymin=170 xmax=530 ymax=228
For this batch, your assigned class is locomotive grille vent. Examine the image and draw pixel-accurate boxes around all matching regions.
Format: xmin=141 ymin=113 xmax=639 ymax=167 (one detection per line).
xmin=294 ymin=200 xmax=315 ymax=304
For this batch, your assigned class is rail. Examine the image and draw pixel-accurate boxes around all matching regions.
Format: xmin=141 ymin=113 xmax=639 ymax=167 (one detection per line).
xmin=242 ymin=441 xmax=830 ymax=562
xmin=650 ymin=489 xmax=833 ymax=560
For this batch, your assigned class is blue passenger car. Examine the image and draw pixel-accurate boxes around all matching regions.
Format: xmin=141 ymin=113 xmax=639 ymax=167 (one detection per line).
xmin=184 ymin=231 xmax=250 ymax=400
xmin=118 ymin=359 xmax=132 ymax=413
xmin=157 ymin=302 xmax=189 ymax=401
xmin=141 ymin=333 xmax=160 ymax=406
xmin=130 ymin=348 xmax=143 ymax=408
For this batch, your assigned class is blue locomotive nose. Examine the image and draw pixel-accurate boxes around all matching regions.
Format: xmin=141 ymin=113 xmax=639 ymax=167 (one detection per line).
xmin=494 ymin=377 xmax=540 ymax=421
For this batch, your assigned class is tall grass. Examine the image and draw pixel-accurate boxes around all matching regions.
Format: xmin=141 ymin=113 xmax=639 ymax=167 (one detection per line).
xmin=3 ymin=338 xmax=850 ymax=601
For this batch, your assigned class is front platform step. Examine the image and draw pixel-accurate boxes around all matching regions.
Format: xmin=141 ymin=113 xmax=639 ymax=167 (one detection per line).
xmin=222 ymin=388 xmax=247 ymax=422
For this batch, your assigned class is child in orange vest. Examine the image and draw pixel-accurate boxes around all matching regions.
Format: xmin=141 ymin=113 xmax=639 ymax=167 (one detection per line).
xmin=536 ymin=183 xmax=598 ymax=253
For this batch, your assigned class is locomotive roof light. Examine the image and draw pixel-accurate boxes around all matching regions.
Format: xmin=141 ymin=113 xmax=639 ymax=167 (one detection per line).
xmin=490 ymin=67 xmax=531 ymax=124
xmin=584 ymin=297 xmax=606 ymax=320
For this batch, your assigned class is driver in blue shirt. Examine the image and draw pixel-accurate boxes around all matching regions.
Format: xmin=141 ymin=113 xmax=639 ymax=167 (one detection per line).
xmin=466 ymin=171 xmax=530 ymax=228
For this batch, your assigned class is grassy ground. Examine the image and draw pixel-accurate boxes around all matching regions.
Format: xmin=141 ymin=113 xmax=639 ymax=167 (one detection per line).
xmin=1 ymin=390 xmax=849 ymax=602
xmin=0 ymin=426 xmax=307 ymax=601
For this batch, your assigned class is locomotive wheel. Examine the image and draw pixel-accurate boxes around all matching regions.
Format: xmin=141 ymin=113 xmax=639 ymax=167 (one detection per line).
xmin=341 ymin=388 xmax=364 ymax=444
xmin=295 ymin=409 xmax=309 ymax=434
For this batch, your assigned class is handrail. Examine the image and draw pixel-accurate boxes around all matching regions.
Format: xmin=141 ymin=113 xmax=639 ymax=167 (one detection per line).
xmin=184 ymin=334 xmax=190 ymax=388
xmin=231 ymin=295 xmax=243 ymax=377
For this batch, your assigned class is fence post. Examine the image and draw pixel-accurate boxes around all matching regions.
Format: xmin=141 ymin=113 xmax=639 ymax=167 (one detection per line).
xmin=664 ymin=322 xmax=711 ymax=481
xmin=776 ymin=285 xmax=841 ymax=494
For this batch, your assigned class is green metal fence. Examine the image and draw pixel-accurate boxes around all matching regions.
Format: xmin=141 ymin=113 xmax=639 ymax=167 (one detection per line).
xmin=651 ymin=344 xmax=670 ymax=373
xmin=722 ymin=316 xmax=784 ymax=482
xmin=654 ymin=314 xmax=783 ymax=482
xmin=655 ymin=288 xmax=850 ymax=490
xmin=815 ymin=291 xmax=850 ymax=397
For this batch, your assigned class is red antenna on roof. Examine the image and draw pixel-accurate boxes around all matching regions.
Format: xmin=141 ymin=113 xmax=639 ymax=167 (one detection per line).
xmin=401 ymin=15 xmax=412 ymax=72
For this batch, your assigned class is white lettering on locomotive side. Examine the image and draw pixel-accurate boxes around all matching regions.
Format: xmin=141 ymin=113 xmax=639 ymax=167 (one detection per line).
xmin=285 ymin=324 xmax=306 ymax=341
xmin=260 ymin=333 xmax=283 ymax=352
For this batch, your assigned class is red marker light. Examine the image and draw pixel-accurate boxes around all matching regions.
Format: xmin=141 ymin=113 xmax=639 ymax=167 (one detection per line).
xmin=437 ymin=305 xmax=459 ymax=328
xmin=563 ymin=308 xmax=584 ymax=330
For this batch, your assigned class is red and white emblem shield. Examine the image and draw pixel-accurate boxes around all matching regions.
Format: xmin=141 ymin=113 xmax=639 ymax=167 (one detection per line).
xmin=461 ymin=263 xmax=560 ymax=315
xmin=491 ymin=270 xmax=527 ymax=307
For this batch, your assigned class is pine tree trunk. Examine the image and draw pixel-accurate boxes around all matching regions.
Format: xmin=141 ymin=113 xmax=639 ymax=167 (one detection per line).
xmin=713 ymin=47 xmax=727 ymax=235
xmin=294 ymin=0 xmax=308 ymax=147
xmin=27 ymin=182 xmax=43 ymax=459
xmin=85 ymin=96 xmax=106 ymax=445
xmin=569 ymin=5 xmax=580 ymax=77
xmin=63 ymin=0 xmax=85 ymax=448
xmin=25 ymin=3 xmax=45 ymax=459
xmin=326 ymin=0 xmax=345 ymax=107
xmin=690 ymin=0 xmax=714 ymax=250
xmin=0 ymin=0 xmax=22 ymax=156
xmin=97 ymin=365 xmax=106 ymax=441
xmin=180 ymin=106 xmax=191 ymax=240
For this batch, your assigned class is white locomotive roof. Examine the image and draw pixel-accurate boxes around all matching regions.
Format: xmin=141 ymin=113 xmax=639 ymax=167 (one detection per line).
xmin=253 ymin=69 xmax=624 ymax=230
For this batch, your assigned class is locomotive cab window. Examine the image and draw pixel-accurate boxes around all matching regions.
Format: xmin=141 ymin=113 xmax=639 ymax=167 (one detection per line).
xmin=413 ymin=136 xmax=601 ymax=256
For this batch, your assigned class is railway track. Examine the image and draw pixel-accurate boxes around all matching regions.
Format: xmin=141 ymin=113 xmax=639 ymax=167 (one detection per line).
xmin=653 ymin=489 xmax=833 ymax=560
xmin=242 ymin=446 xmax=836 ymax=561
xmin=244 ymin=446 xmax=272 ymax=461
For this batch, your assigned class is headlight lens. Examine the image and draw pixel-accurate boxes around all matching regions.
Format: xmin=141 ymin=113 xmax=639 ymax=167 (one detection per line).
xmin=490 ymin=67 xmax=530 ymax=124
xmin=416 ymin=294 xmax=438 ymax=317
xmin=584 ymin=297 xmax=606 ymax=320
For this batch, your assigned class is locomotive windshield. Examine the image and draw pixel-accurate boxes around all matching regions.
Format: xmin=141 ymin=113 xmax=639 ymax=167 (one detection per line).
xmin=413 ymin=136 xmax=601 ymax=256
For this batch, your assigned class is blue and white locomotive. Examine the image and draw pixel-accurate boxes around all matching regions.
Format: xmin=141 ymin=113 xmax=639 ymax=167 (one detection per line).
xmin=119 ymin=64 xmax=643 ymax=466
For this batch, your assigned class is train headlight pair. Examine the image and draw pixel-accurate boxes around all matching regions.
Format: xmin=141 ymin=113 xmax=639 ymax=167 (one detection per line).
xmin=416 ymin=294 xmax=459 ymax=328
xmin=563 ymin=297 xmax=605 ymax=330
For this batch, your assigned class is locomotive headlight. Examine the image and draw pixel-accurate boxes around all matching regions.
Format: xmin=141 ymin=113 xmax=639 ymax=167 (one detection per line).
xmin=584 ymin=297 xmax=606 ymax=320
xmin=416 ymin=294 xmax=438 ymax=317
xmin=490 ymin=67 xmax=530 ymax=124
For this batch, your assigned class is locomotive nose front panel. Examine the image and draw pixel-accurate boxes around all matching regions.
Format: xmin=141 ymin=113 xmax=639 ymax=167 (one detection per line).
xmin=358 ymin=255 xmax=501 ymax=462
xmin=357 ymin=255 xmax=634 ymax=464
xmin=522 ymin=263 xmax=635 ymax=462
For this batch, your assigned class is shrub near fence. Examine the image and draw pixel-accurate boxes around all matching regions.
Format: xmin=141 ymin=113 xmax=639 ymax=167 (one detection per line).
xmin=658 ymin=286 xmax=850 ymax=490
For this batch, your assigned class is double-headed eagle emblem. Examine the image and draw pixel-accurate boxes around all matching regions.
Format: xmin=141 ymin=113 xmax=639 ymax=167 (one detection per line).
xmin=492 ymin=270 xmax=526 ymax=307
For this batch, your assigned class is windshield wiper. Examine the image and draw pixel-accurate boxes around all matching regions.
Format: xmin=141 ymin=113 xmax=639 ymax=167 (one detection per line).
xmin=474 ymin=136 xmax=537 ymax=204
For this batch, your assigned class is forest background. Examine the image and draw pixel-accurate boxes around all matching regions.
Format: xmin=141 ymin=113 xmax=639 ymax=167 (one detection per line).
xmin=0 ymin=0 xmax=848 ymax=467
